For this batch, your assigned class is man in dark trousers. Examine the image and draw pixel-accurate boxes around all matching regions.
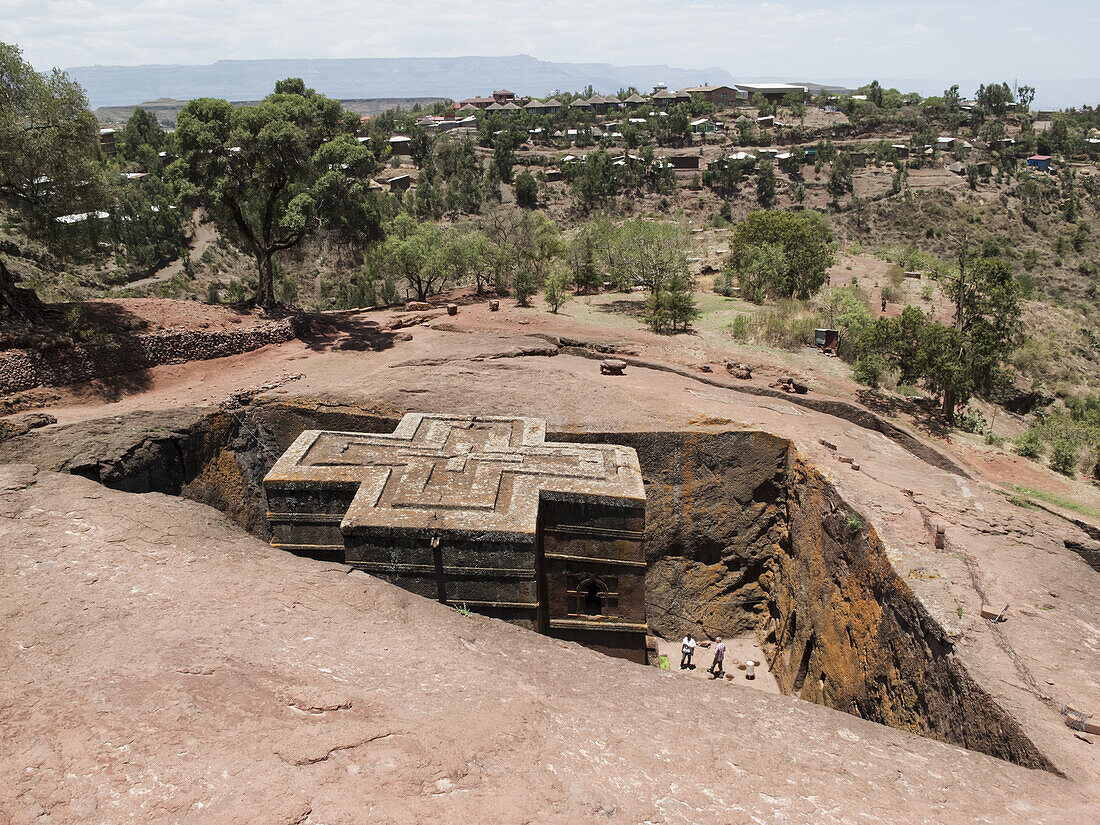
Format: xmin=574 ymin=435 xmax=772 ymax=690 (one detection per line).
xmin=680 ymin=634 xmax=696 ymax=669
xmin=708 ymin=637 xmax=726 ymax=678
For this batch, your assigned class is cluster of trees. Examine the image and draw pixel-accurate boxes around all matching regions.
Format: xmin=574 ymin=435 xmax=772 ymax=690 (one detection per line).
xmin=567 ymin=148 xmax=674 ymax=212
xmin=0 ymin=42 xmax=106 ymax=314
xmin=406 ymin=133 xmax=494 ymax=217
xmin=853 ymin=257 xmax=1022 ymax=421
xmin=354 ymin=208 xmax=561 ymax=306
xmin=717 ymin=210 xmax=836 ymax=302
xmin=169 ymin=78 xmax=385 ymax=305
xmin=577 ymin=219 xmax=696 ymax=332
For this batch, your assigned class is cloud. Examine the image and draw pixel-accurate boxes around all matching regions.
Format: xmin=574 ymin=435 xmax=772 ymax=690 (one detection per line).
xmin=3 ymin=0 xmax=1099 ymax=81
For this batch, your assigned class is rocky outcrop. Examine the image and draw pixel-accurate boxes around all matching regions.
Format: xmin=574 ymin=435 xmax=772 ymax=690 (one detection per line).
xmin=0 ymin=397 xmax=1058 ymax=770
xmin=5 ymin=467 xmax=1087 ymax=824
xmin=0 ymin=412 xmax=56 ymax=442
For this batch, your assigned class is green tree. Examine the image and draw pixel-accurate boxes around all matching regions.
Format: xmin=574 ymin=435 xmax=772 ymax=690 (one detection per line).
xmin=756 ymin=159 xmax=776 ymax=207
xmin=783 ymin=91 xmax=806 ymax=125
xmin=1016 ymin=84 xmax=1036 ymax=112
xmin=407 ymin=125 xmax=432 ymax=168
xmin=493 ymin=131 xmax=517 ymax=184
xmin=866 ymin=80 xmax=884 ymax=108
xmin=440 ymin=226 xmax=493 ymax=295
xmin=119 ymin=106 xmax=166 ymax=169
xmin=645 ymin=267 xmax=698 ymax=333
xmin=604 ymin=220 xmax=688 ymax=292
xmin=976 ymin=82 xmax=1014 ymax=116
xmin=940 ymin=255 xmax=1022 ymax=419
xmin=729 ymin=210 xmax=835 ymax=299
xmin=569 ymin=224 xmax=603 ymax=294
xmin=514 ymin=170 xmax=538 ymax=208
xmin=170 ymin=79 xmax=377 ymax=305
xmin=0 ymin=42 xmax=107 ymax=316
xmin=732 ymin=242 xmax=787 ymax=303
xmin=828 ymin=155 xmax=854 ymax=202
xmin=944 ymin=84 xmax=961 ymax=112
xmin=370 ymin=213 xmax=447 ymax=302
xmin=702 ymin=157 xmax=745 ymax=199
xmin=480 ymin=206 xmax=562 ymax=304
xmin=542 ymin=266 xmax=571 ymax=313
xmin=111 ymin=175 xmax=187 ymax=268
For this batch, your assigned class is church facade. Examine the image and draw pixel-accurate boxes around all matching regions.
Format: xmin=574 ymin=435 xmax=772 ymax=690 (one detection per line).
xmin=263 ymin=414 xmax=650 ymax=662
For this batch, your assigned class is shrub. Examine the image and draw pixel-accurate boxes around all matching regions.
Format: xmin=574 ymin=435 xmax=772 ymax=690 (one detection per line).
xmin=880 ymin=284 xmax=903 ymax=303
xmin=714 ymin=270 xmax=738 ymax=297
xmin=729 ymin=314 xmax=749 ymax=340
xmin=1014 ymin=427 xmax=1044 ymax=458
xmin=1051 ymin=437 xmax=1078 ymax=476
xmin=514 ymin=171 xmax=538 ymax=208
xmin=853 ymin=353 xmax=885 ymax=387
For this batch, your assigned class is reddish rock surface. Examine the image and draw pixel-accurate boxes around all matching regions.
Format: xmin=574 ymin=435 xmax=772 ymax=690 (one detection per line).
xmin=2 ymin=465 xmax=1095 ymax=824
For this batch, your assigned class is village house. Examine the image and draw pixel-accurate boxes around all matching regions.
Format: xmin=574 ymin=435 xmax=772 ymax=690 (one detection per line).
xmin=389 ymin=135 xmax=412 ymax=155
xmin=457 ymin=96 xmax=495 ymax=110
xmin=678 ymin=85 xmax=743 ymax=106
xmin=663 ymin=154 xmax=700 ymax=170
xmin=98 ymin=127 xmax=117 ymax=156
xmin=736 ymin=83 xmax=807 ymax=104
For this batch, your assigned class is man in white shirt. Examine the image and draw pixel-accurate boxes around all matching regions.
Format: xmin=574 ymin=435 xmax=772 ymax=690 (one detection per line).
xmin=680 ymin=634 xmax=696 ymax=669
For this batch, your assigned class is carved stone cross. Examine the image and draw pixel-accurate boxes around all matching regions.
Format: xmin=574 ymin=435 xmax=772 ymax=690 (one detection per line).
xmin=265 ymin=414 xmax=645 ymax=539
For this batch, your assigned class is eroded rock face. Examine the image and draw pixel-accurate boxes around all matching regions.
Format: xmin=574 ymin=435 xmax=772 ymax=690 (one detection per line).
xmin=563 ymin=431 xmax=788 ymax=641
xmin=768 ymin=456 xmax=1057 ymax=772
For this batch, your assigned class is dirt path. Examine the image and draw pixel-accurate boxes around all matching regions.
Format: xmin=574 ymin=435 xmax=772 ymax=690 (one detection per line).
xmin=126 ymin=212 xmax=218 ymax=291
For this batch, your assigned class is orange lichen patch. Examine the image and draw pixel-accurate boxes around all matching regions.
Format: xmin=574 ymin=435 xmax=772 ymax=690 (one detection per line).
xmin=684 ymin=414 xmax=737 ymax=427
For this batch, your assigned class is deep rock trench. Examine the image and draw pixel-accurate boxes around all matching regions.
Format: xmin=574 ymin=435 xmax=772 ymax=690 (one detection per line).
xmin=4 ymin=396 xmax=1057 ymax=772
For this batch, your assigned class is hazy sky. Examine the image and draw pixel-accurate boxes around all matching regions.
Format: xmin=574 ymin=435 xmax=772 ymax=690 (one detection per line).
xmin=4 ymin=0 xmax=1098 ymax=82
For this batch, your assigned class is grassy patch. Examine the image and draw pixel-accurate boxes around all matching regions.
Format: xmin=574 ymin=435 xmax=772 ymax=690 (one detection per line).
xmin=1004 ymin=484 xmax=1100 ymax=520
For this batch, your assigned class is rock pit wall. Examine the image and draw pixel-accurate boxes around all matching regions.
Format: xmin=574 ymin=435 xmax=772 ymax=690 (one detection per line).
xmin=562 ymin=430 xmax=789 ymax=641
xmin=770 ymin=455 xmax=1057 ymax=771
xmin=10 ymin=397 xmax=1056 ymax=770
xmin=0 ymin=320 xmax=297 ymax=394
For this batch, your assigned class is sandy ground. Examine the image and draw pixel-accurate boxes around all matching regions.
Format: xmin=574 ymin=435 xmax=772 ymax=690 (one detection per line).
xmin=655 ymin=637 xmax=781 ymax=696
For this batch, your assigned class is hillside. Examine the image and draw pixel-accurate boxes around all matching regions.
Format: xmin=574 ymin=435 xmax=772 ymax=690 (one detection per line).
xmin=66 ymin=54 xmax=737 ymax=108
xmin=94 ymin=96 xmax=449 ymax=125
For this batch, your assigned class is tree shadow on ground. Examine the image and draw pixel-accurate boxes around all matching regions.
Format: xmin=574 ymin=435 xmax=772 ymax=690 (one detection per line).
xmin=1 ymin=301 xmax=156 ymax=402
xmin=296 ymin=312 xmax=395 ymax=353
xmin=596 ymin=299 xmax=647 ymax=319
xmin=856 ymin=389 xmax=952 ymax=440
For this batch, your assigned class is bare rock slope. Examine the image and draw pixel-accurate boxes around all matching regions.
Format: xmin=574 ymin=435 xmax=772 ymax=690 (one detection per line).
xmin=1 ymin=465 xmax=1094 ymax=824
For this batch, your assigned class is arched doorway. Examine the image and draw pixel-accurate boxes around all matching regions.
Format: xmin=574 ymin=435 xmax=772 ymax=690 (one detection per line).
xmin=580 ymin=578 xmax=605 ymax=616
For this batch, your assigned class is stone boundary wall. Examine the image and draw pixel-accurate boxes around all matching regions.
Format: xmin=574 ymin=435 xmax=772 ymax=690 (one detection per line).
xmin=0 ymin=319 xmax=297 ymax=395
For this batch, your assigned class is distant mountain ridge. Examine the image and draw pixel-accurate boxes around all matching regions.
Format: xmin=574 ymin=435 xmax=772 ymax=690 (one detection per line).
xmin=66 ymin=54 xmax=738 ymax=109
